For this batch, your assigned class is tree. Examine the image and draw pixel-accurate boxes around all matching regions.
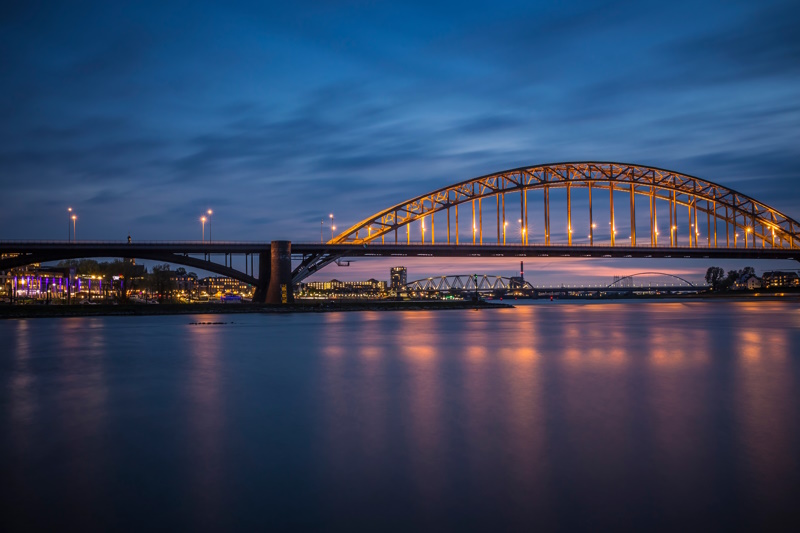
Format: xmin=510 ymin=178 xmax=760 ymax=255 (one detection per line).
xmin=739 ymin=266 xmax=755 ymax=279
xmin=705 ymin=266 xmax=725 ymax=290
xmin=720 ymin=269 xmax=741 ymax=290
xmin=57 ymin=259 xmax=101 ymax=275
xmin=175 ymin=267 xmax=187 ymax=276
xmin=150 ymin=264 xmax=175 ymax=302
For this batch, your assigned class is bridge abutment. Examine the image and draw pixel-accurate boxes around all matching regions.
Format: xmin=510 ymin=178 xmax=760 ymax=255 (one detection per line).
xmin=265 ymin=240 xmax=293 ymax=305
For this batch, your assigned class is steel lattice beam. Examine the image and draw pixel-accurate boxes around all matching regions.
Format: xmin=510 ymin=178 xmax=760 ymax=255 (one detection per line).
xmin=331 ymin=162 xmax=800 ymax=249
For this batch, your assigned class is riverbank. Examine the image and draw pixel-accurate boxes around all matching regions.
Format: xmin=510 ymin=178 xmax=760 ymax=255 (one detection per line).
xmin=0 ymin=299 xmax=512 ymax=319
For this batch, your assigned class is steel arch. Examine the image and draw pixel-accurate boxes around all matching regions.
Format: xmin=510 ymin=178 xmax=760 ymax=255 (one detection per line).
xmin=331 ymin=162 xmax=800 ymax=249
xmin=605 ymin=272 xmax=697 ymax=288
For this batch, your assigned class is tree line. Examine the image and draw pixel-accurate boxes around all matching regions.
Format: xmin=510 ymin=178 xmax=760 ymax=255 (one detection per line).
xmin=56 ymin=260 xmax=197 ymax=302
xmin=705 ymin=266 xmax=755 ymax=291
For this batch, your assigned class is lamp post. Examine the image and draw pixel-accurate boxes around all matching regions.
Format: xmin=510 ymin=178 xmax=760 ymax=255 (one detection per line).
xmin=321 ymin=219 xmax=324 ymax=243
xmin=207 ymin=209 xmax=213 ymax=242
xmin=71 ymin=215 xmax=77 ymax=242
xmin=201 ymin=216 xmax=206 ymax=242
xmin=67 ymin=207 xmax=73 ymax=242
xmin=421 ymin=218 xmax=425 ymax=244
xmin=503 ymin=221 xmax=508 ymax=245
xmin=329 ymin=214 xmax=334 ymax=241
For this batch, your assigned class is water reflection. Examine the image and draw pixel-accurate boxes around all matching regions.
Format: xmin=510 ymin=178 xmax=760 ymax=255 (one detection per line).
xmin=186 ymin=321 xmax=225 ymax=526
xmin=735 ymin=324 xmax=797 ymax=524
xmin=2 ymin=301 xmax=799 ymax=530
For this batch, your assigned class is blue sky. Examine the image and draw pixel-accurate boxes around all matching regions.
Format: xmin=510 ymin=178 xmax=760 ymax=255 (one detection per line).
xmin=2 ymin=0 xmax=799 ymax=283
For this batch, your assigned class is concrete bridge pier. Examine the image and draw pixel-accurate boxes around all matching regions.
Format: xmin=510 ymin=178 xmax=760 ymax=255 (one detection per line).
xmin=266 ymin=241 xmax=293 ymax=304
xmin=252 ymin=241 xmax=293 ymax=304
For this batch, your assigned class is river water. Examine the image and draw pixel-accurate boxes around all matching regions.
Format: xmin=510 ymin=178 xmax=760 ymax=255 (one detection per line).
xmin=2 ymin=300 xmax=799 ymax=531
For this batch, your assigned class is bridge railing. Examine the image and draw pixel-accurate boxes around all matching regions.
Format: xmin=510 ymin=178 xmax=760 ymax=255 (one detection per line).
xmin=0 ymin=240 xmax=274 ymax=245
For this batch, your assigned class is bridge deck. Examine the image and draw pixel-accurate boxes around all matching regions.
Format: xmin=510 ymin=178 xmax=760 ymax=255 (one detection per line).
xmin=0 ymin=241 xmax=796 ymax=261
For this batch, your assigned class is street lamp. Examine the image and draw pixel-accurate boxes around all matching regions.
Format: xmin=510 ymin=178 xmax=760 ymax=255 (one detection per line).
xmin=329 ymin=214 xmax=334 ymax=241
xmin=206 ymin=209 xmax=213 ymax=242
xmin=746 ymin=227 xmax=751 ymax=249
xmin=71 ymin=215 xmax=77 ymax=242
xmin=67 ymin=207 xmax=73 ymax=242
xmin=503 ymin=221 xmax=508 ymax=245
xmin=201 ymin=216 xmax=206 ymax=242
xmin=421 ymin=218 xmax=426 ymax=244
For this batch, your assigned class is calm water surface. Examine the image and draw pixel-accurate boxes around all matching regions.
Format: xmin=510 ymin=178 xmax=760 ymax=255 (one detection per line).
xmin=2 ymin=300 xmax=800 ymax=531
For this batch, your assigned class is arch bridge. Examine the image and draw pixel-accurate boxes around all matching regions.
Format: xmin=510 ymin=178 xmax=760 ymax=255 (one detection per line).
xmin=292 ymin=162 xmax=800 ymax=281
xmin=333 ymin=162 xmax=799 ymax=248
xmin=2 ymin=162 xmax=799 ymax=301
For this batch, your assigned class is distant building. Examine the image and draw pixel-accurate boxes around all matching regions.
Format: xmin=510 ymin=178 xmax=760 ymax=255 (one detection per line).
xmin=390 ymin=267 xmax=407 ymax=290
xmin=200 ymin=276 xmax=254 ymax=296
xmin=761 ymin=271 xmax=800 ymax=289
xmin=1 ymin=265 xmax=71 ymax=300
xmin=302 ymin=279 xmax=387 ymax=296
xmin=170 ymin=275 xmax=197 ymax=294
xmin=732 ymin=273 xmax=761 ymax=291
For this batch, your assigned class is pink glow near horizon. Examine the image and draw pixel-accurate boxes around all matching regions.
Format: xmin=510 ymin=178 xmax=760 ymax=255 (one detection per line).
xmin=300 ymin=256 xmax=785 ymax=285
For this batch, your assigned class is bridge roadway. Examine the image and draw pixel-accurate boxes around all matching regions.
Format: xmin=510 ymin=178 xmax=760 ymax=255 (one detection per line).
xmin=1 ymin=240 xmax=796 ymax=302
xmin=292 ymin=242 xmax=799 ymax=260
xmin=1 ymin=240 xmax=797 ymax=266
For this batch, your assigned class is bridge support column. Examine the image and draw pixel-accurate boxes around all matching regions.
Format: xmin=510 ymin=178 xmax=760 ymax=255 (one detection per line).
xmin=266 ymin=240 xmax=294 ymax=305
xmin=252 ymin=250 xmax=271 ymax=303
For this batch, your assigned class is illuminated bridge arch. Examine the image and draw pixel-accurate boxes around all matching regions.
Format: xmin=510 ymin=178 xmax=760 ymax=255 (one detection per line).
xmin=606 ymin=272 xmax=698 ymax=288
xmin=332 ymin=162 xmax=800 ymax=250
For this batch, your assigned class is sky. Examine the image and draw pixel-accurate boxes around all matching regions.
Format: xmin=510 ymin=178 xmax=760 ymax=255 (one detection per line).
xmin=2 ymin=0 xmax=799 ymax=284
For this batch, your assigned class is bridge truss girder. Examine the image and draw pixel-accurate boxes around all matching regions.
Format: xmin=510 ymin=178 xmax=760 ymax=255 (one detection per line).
xmin=405 ymin=275 xmax=534 ymax=292
xmin=332 ymin=162 xmax=800 ymax=250
xmin=0 ymin=250 xmax=259 ymax=286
